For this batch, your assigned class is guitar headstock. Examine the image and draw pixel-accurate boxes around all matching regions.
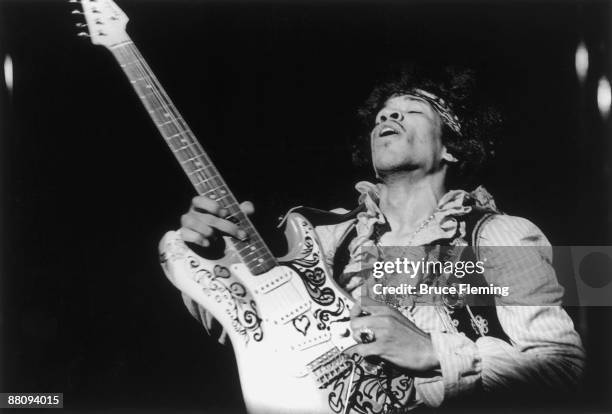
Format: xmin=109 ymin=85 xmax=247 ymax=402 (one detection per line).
xmin=71 ymin=0 xmax=130 ymax=48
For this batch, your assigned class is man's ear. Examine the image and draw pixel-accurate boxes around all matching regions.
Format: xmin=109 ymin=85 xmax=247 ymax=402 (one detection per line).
xmin=441 ymin=147 xmax=459 ymax=163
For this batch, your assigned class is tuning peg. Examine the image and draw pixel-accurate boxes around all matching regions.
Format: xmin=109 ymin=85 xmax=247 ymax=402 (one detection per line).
xmin=71 ymin=9 xmax=83 ymax=15
xmin=77 ymin=32 xmax=90 ymax=37
xmin=75 ymin=22 xmax=87 ymax=27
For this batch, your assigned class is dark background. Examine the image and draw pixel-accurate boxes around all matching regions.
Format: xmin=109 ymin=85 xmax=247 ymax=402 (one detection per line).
xmin=1 ymin=0 xmax=611 ymax=412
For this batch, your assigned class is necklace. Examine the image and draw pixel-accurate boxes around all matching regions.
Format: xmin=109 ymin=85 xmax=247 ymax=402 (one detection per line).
xmin=374 ymin=210 xmax=438 ymax=264
xmin=405 ymin=211 xmax=437 ymax=245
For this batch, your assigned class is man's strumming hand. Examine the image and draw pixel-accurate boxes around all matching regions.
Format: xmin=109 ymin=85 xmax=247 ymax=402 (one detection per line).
xmin=348 ymin=296 xmax=440 ymax=374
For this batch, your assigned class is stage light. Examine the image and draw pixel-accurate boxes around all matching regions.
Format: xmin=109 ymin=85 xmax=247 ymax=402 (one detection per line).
xmin=575 ymin=41 xmax=589 ymax=83
xmin=4 ymin=54 xmax=13 ymax=93
xmin=597 ymin=76 xmax=611 ymax=118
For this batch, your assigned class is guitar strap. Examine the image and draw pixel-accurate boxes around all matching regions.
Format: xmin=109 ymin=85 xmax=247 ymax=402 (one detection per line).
xmin=283 ymin=204 xmax=367 ymax=227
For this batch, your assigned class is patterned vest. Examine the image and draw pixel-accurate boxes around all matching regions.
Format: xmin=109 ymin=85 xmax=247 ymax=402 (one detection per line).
xmin=294 ymin=205 xmax=510 ymax=344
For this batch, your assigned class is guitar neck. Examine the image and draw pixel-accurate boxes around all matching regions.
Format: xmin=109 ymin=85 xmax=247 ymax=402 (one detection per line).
xmin=109 ymin=39 xmax=276 ymax=275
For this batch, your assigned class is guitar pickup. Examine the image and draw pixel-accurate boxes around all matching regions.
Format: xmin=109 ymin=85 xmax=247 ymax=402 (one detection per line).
xmin=270 ymin=300 xmax=311 ymax=325
xmin=253 ymin=268 xmax=293 ymax=294
xmin=292 ymin=331 xmax=331 ymax=351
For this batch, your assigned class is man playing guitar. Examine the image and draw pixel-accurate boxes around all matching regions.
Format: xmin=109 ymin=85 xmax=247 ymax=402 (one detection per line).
xmin=73 ymin=1 xmax=585 ymax=410
xmin=176 ymin=66 xmax=585 ymax=411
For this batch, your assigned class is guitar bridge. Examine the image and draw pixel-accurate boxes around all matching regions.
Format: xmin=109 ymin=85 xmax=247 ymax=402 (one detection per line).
xmin=307 ymin=347 xmax=352 ymax=389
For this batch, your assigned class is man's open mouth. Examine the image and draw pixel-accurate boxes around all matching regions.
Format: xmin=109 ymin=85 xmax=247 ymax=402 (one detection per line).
xmin=379 ymin=126 xmax=400 ymax=137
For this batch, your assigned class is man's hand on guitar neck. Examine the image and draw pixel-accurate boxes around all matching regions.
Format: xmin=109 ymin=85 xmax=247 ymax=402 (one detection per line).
xmin=180 ymin=195 xmax=255 ymax=248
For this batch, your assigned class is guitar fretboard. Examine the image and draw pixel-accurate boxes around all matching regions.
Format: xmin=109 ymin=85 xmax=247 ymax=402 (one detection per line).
xmin=110 ymin=40 xmax=276 ymax=275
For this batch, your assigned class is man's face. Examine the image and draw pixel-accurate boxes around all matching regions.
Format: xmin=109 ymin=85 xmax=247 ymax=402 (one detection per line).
xmin=370 ymin=94 xmax=447 ymax=176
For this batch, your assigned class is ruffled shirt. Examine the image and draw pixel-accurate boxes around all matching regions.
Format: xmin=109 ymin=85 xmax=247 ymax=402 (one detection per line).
xmin=314 ymin=182 xmax=585 ymax=408
xmin=330 ymin=181 xmax=499 ymax=295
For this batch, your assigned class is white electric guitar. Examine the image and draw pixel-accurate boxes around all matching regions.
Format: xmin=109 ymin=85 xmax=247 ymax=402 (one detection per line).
xmin=75 ymin=1 xmax=414 ymax=412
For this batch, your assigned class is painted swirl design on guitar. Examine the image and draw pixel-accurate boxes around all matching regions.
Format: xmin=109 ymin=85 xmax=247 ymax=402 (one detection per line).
xmin=160 ymin=243 xmax=263 ymax=344
xmin=327 ymin=355 xmax=414 ymax=414
xmin=281 ymin=218 xmax=341 ymax=331
xmin=286 ymin=238 xmax=335 ymax=306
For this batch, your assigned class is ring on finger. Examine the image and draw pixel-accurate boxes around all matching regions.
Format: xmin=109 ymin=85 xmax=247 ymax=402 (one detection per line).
xmin=358 ymin=327 xmax=376 ymax=344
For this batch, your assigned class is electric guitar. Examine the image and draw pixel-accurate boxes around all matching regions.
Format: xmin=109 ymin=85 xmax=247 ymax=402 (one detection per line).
xmin=75 ymin=1 xmax=414 ymax=412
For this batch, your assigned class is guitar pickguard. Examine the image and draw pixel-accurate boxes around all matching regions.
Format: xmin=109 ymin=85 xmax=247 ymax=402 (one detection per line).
xmin=281 ymin=217 xmax=347 ymax=332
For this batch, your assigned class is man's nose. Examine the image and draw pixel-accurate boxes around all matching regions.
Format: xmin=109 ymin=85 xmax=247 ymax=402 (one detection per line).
xmin=378 ymin=110 xmax=404 ymax=123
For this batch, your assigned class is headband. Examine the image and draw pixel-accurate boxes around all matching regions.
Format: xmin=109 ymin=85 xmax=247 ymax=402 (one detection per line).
xmin=406 ymin=88 xmax=462 ymax=135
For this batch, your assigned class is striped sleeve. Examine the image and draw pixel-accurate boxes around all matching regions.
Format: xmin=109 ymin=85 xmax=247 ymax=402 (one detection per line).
xmin=419 ymin=214 xmax=585 ymax=406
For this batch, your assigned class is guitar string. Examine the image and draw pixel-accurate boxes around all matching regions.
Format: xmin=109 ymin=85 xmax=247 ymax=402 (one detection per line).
xmin=342 ymin=359 xmax=357 ymax=414
xmin=114 ymin=42 xmax=277 ymax=273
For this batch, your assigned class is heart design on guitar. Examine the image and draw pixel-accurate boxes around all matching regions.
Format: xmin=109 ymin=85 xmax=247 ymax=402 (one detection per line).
xmin=213 ymin=265 xmax=231 ymax=279
xmin=292 ymin=314 xmax=311 ymax=336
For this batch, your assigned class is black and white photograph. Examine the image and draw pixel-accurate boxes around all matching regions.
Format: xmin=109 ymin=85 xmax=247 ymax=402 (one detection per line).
xmin=1 ymin=0 xmax=611 ymax=413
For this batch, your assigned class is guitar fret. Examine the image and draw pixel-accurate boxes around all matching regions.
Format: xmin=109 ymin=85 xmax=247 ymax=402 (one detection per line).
xmin=175 ymin=142 xmax=205 ymax=159
xmin=235 ymin=237 xmax=269 ymax=250
xmin=148 ymin=108 xmax=175 ymax=124
xmin=195 ymin=182 xmax=227 ymax=195
xmin=189 ymin=164 xmax=213 ymax=176
xmin=247 ymin=258 xmax=276 ymax=269
xmin=240 ymin=241 xmax=264 ymax=250
xmin=190 ymin=171 xmax=220 ymax=182
xmin=195 ymin=183 xmax=230 ymax=198
xmin=195 ymin=177 xmax=224 ymax=189
xmin=177 ymin=150 xmax=203 ymax=164
xmin=180 ymin=156 xmax=203 ymax=165
xmin=239 ymin=242 xmax=266 ymax=252
xmin=239 ymin=246 xmax=268 ymax=259
xmin=170 ymin=138 xmax=199 ymax=149
xmin=158 ymin=122 xmax=184 ymax=137
xmin=204 ymin=191 xmax=232 ymax=202
xmin=170 ymin=142 xmax=201 ymax=157
xmin=190 ymin=172 xmax=207 ymax=184
xmin=187 ymin=168 xmax=214 ymax=178
xmin=238 ymin=237 xmax=267 ymax=248
xmin=245 ymin=256 xmax=273 ymax=267
xmin=155 ymin=120 xmax=174 ymax=127
xmin=196 ymin=181 xmax=228 ymax=195
xmin=246 ymin=254 xmax=275 ymax=262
